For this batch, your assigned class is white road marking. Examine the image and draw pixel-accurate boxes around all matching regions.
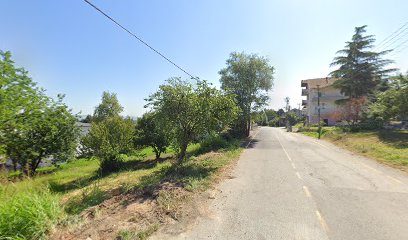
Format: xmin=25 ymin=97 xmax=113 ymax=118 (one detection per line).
xmin=296 ymin=172 xmax=302 ymax=180
xmin=316 ymin=210 xmax=330 ymax=233
xmin=274 ymin=132 xmax=293 ymax=162
xmin=246 ymin=128 xmax=261 ymax=148
xmin=291 ymin=162 xmax=296 ymax=169
xmin=303 ymin=186 xmax=312 ymax=198
xmin=361 ymin=163 xmax=404 ymax=185
xmin=302 ymin=131 xmax=405 ymax=186
xmin=387 ymin=175 xmax=403 ymax=184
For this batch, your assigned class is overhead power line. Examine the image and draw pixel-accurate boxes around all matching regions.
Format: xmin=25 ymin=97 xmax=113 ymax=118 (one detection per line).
xmin=390 ymin=38 xmax=408 ymax=57
xmin=83 ymin=0 xmax=196 ymax=79
xmin=375 ymin=21 xmax=408 ymax=51
xmin=378 ymin=27 xmax=408 ymax=52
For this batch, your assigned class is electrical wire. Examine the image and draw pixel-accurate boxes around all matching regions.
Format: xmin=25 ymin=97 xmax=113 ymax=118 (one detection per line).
xmin=375 ymin=21 xmax=408 ymax=51
xmin=83 ymin=0 xmax=197 ymax=79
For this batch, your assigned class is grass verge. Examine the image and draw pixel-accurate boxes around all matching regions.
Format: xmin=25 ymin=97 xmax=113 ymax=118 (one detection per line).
xmin=299 ymin=128 xmax=408 ymax=171
xmin=0 ymin=187 xmax=64 ymax=240
xmin=1 ymin=139 xmax=243 ymax=239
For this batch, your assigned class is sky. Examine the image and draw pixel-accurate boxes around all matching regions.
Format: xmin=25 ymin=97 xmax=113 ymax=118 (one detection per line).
xmin=1 ymin=0 xmax=407 ymax=117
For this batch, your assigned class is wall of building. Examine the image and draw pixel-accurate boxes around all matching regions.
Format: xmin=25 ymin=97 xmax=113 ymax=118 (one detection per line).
xmin=305 ymin=85 xmax=346 ymax=125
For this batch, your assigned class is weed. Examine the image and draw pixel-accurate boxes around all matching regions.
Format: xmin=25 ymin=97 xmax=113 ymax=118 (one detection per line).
xmin=0 ymin=187 xmax=64 ymax=240
xmin=116 ymin=224 xmax=159 ymax=240
xmin=65 ymin=182 xmax=107 ymax=214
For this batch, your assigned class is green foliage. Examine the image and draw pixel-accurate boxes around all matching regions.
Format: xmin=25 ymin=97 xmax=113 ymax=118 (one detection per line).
xmin=0 ymin=187 xmax=64 ymax=240
xmin=369 ymin=73 xmax=408 ymax=121
xmin=196 ymin=132 xmax=230 ymax=154
xmin=268 ymin=117 xmax=280 ymax=127
xmin=80 ymin=114 xmax=93 ymax=123
xmin=93 ymin=91 xmax=124 ymax=122
xmin=146 ymin=78 xmax=239 ymax=162
xmin=330 ymin=25 xmax=395 ymax=98
xmin=0 ymin=51 xmax=79 ymax=175
xmin=83 ymin=116 xmax=135 ymax=174
xmin=117 ymin=224 xmax=159 ymax=240
xmin=134 ymin=112 xmax=168 ymax=159
xmin=219 ymin=52 xmax=274 ymax=136
xmin=286 ymin=112 xmax=302 ymax=126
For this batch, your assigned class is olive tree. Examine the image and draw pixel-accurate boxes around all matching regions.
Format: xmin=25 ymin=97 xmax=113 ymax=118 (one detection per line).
xmin=146 ymin=78 xmax=240 ymax=162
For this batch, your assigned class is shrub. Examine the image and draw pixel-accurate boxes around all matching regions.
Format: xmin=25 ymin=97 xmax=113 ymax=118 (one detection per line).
xmin=198 ymin=133 xmax=230 ymax=154
xmin=83 ymin=116 xmax=135 ymax=174
xmin=0 ymin=188 xmax=64 ymax=240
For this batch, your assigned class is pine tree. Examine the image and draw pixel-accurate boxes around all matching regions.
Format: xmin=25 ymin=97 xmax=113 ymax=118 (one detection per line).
xmin=330 ymin=25 xmax=395 ymax=98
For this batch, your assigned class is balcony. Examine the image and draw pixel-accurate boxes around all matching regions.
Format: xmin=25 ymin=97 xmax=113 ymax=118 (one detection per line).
xmin=302 ymin=100 xmax=307 ymax=106
xmin=301 ymin=89 xmax=308 ymax=96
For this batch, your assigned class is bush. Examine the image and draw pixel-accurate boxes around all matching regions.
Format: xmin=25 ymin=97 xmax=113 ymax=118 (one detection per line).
xmin=199 ymin=133 xmax=230 ymax=154
xmin=83 ymin=116 xmax=135 ymax=174
xmin=268 ymin=117 xmax=280 ymax=127
xmin=0 ymin=188 xmax=64 ymax=239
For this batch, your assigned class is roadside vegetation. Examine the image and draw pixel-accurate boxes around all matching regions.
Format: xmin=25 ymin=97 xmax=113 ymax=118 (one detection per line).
xmin=297 ymin=127 xmax=408 ymax=171
xmin=0 ymin=50 xmax=273 ymax=239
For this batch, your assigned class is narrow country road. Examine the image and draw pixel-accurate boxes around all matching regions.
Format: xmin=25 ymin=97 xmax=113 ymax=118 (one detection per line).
xmin=155 ymin=127 xmax=408 ymax=240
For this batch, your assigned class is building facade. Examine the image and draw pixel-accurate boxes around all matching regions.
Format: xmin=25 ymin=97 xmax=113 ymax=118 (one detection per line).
xmin=301 ymin=77 xmax=347 ymax=126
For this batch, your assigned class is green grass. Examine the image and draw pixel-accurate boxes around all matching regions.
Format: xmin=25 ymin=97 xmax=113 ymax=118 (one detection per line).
xmin=117 ymin=224 xmax=159 ymax=240
xmin=299 ymin=128 xmax=408 ymax=170
xmin=0 ymin=187 xmax=64 ymax=240
xmin=0 ymin=141 xmax=243 ymax=239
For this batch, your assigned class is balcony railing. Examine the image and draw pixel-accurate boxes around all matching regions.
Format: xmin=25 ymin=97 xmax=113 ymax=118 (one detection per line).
xmin=302 ymin=100 xmax=307 ymax=106
xmin=301 ymin=89 xmax=308 ymax=96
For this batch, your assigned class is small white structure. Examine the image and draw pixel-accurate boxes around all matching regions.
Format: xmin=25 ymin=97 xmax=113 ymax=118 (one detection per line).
xmin=301 ymin=77 xmax=348 ymax=126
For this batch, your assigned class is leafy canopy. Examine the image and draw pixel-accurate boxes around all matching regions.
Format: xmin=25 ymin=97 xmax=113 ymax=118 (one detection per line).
xmin=369 ymin=73 xmax=408 ymax=121
xmin=0 ymin=50 xmax=79 ymax=174
xmin=219 ymin=52 xmax=274 ymax=136
xmin=134 ymin=112 xmax=168 ymax=160
xmin=93 ymin=91 xmax=124 ymax=122
xmin=83 ymin=116 xmax=135 ymax=174
xmin=146 ymin=78 xmax=240 ymax=162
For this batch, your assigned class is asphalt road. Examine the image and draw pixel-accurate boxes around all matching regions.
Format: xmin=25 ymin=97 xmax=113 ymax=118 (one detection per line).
xmin=155 ymin=127 xmax=408 ymax=240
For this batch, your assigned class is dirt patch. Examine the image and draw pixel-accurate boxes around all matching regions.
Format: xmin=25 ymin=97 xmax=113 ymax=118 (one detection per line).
xmin=51 ymin=183 xmax=209 ymax=240
xmin=51 ymin=149 xmax=241 ymax=240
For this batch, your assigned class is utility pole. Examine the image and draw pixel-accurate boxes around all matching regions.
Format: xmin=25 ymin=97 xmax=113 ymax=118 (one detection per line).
xmin=297 ymin=103 xmax=301 ymax=117
xmin=317 ymin=85 xmax=321 ymax=139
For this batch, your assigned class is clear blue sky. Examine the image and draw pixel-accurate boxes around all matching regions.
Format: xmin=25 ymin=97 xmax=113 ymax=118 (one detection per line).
xmin=1 ymin=0 xmax=407 ymax=117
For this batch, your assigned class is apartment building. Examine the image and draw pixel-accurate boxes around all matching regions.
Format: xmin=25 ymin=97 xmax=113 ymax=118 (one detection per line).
xmin=301 ymin=77 xmax=347 ymax=126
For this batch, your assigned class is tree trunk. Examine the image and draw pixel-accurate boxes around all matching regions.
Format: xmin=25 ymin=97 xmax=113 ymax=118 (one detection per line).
xmin=246 ymin=116 xmax=251 ymax=137
xmin=12 ymin=159 xmax=17 ymax=172
xmin=152 ymin=146 xmax=160 ymax=160
xmin=178 ymin=142 xmax=188 ymax=163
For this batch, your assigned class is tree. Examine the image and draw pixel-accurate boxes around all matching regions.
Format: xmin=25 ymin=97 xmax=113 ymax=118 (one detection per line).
xmin=369 ymin=73 xmax=408 ymax=121
xmin=0 ymin=51 xmax=77 ymax=175
xmin=330 ymin=96 xmax=368 ymax=126
xmin=93 ymin=91 xmax=123 ymax=122
xmin=80 ymin=114 xmax=93 ymax=123
xmin=146 ymin=78 xmax=239 ymax=162
xmin=134 ymin=112 xmax=168 ymax=160
xmin=83 ymin=116 xmax=135 ymax=174
xmin=20 ymin=95 xmax=79 ymax=175
xmin=330 ymin=25 xmax=395 ymax=98
xmin=219 ymin=52 xmax=274 ymax=136
xmin=0 ymin=51 xmax=79 ymax=175
xmin=264 ymin=109 xmax=278 ymax=121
